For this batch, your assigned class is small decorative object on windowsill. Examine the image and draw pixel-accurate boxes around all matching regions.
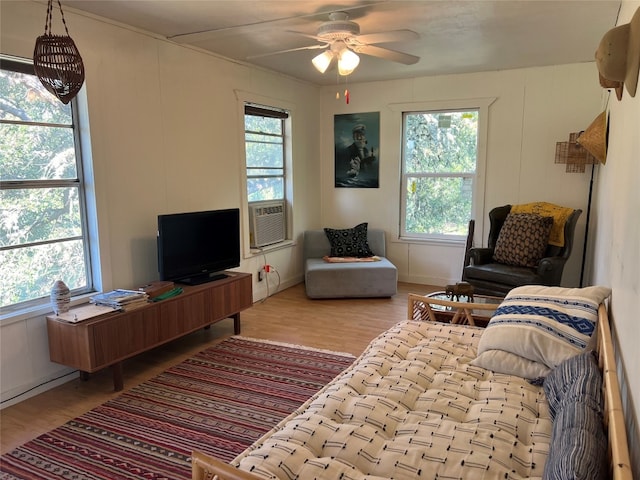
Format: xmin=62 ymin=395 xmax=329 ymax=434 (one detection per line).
xmin=33 ymin=0 xmax=85 ymax=105
xmin=51 ymin=279 xmax=71 ymax=315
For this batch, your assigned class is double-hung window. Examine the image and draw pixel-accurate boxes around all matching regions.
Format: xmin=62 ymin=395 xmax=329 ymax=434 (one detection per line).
xmin=244 ymin=104 xmax=288 ymax=203
xmin=0 ymin=57 xmax=92 ymax=312
xmin=401 ymin=109 xmax=479 ymax=241
xmin=243 ymin=103 xmax=290 ymax=250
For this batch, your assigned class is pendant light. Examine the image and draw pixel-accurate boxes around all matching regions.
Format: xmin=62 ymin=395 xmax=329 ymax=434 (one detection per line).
xmin=312 ymin=41 xmax=360 ymax=76
xmin=33 ymin=0 xmax=85 ymax=104
xmin=312 ymin=51 xmax=333 ymax=74
xmin=338 ymin=49 xmax=360 ymax=75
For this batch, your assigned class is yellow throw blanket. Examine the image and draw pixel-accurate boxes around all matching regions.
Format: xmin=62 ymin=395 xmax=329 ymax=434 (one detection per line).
xmin=511 ymin=202 xmax=574 ymax=247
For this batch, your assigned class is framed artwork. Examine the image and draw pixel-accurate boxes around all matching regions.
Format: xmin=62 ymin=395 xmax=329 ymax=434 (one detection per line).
xmin=334 ymin=111 xmax=380 ymax=188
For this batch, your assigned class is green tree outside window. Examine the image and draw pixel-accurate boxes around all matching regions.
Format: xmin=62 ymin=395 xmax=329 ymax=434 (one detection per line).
xmin=1 ymin=58 xmax=91 ymax=309
xmin=401 ymin=110 xmax=478 ymax=238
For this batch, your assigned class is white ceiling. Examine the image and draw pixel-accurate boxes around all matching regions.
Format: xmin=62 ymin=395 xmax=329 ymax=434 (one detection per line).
xmin=63 ymin=0 xmax=621 ymax=86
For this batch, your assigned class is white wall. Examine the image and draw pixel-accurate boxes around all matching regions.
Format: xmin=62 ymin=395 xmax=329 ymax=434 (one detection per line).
xmin=1 ymin=5 xmax=637 ymax=470
xmin=318 ymin=65 xmax=603 ymax=287
xmin=590 ymin=3 xmax=640 ymax=472
xmin=0 ymin=0 xmax=320 ymax=406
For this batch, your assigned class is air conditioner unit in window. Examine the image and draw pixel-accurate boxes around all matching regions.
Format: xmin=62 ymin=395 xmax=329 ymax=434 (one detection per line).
xmin=249 ymin=201 xmax=286 ymax=248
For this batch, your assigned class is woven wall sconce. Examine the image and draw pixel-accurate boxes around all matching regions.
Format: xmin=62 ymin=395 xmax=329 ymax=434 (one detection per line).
xmin=33 ymin=0 xmax=85 ymax=105
xmin=555 ymin=111 xmax=608 ymax=172
xmin=555 ymin=132 xmax=598 ymax=173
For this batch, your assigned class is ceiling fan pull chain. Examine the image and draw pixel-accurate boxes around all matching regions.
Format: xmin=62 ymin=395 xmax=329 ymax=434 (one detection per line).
xmin=344 ymin=73 xmax=350 ymax=104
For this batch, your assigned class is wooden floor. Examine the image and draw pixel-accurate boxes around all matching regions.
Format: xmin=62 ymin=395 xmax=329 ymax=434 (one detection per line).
xmin=0 ymin=281 xmax=438 ymax=455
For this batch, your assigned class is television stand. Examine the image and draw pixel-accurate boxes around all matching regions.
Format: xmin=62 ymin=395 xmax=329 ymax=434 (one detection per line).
xmin=179 ymin=272 xmax=228 ymax=285
xmin=46 ymin=272 xmax=252 ymax=391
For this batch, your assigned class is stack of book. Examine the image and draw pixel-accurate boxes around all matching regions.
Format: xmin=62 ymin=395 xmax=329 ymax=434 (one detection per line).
xmin=90 ymin=289 xmax=149 ymax=311
xmin=137 ymin=280 xmax=175 ymax=300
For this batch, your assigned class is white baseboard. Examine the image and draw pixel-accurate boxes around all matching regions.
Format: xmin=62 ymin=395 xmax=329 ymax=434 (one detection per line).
xmin=1 ymin=367 xmax=77 ymax=410
xmin=398 ymin=273 xmax=454 ymax=288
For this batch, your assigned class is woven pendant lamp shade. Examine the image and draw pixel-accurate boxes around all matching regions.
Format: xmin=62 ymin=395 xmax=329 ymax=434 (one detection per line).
xmin=33 ymin=0 xmax=84 ymax=104
xmin=577 ymin=111 xmax=608 ymax=164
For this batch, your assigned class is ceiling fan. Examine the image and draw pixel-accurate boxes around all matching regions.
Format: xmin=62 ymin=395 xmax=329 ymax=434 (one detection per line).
xmin=249 ymin=12 xmax=420 ymax=76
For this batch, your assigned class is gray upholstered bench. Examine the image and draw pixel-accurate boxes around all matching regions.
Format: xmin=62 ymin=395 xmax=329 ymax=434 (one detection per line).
xmin=303 ymin=229 xmax=398 ymax=299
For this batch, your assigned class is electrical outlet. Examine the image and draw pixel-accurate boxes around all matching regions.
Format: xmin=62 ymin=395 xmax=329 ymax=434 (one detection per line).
xmin=258 ymin=269 xmax=264 ymax=281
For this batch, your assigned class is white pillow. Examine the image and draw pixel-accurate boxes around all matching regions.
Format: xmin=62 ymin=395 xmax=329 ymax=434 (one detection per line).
xmin=474 ymin=285 xmax=611 ymax=377
xmin=471 ymin=350 xmax=551 ymax=380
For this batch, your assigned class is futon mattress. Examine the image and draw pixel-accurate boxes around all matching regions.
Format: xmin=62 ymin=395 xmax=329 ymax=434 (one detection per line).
xmin=233 ymin=320 xmax=552 ymax=479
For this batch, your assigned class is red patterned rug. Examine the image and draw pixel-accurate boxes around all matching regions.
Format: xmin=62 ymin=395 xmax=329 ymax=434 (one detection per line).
xmin=0 ymin=336 xmax=355 ymax=480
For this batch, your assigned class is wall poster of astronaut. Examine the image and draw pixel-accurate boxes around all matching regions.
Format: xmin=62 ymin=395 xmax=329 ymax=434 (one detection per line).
xmin=334 ymin=111 xmax=380 ymax=188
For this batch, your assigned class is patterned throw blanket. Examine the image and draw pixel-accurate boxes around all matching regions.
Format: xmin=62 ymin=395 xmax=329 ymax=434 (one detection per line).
xmin=511 ymin=202 xmax=574 ymax=246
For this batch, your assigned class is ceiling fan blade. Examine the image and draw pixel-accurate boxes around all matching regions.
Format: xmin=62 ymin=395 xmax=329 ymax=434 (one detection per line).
xmin=355 ymin=44 xmax=420 ymax=65
xmin=354 ymin=30 xmax=420 ymax=45
xmin=168 ymin=4 xmax=373 ymax=44
xmin=286 ymin=30 xmax=327 ymax=42
xmin=247 ymin=44 xmax=327 ymax=60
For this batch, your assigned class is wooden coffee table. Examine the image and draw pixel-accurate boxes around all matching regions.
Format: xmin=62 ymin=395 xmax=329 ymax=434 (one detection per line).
xmin=407 ymin=291 xmax=504 ymax=327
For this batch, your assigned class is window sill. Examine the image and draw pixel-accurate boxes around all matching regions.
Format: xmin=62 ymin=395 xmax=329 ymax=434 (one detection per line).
xmin=247 ymin=239 xmax=296 ymax=258
xmin=0 ymin=293 xmax=94 ymax=326
xmin=394 ymin=236 xmax=466 ymax=247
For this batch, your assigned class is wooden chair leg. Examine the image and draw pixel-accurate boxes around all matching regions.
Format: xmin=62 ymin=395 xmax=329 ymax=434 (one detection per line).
xmin=461 ymin=219 xmax=475 ymax=279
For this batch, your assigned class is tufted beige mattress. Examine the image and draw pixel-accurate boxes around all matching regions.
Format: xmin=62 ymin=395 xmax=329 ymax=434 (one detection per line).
xmin=232 ymin=320 xmax=552 ymax=479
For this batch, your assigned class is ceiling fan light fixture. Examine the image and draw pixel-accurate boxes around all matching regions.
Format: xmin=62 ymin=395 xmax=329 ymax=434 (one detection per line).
xmin=338 ymin=49 xmax=359 ymax=75
xmin=312 ymin=50 xmax=334 ymax=73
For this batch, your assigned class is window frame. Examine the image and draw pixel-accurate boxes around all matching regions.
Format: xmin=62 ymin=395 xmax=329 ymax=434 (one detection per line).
xmin=244 ymin=104 xmax=288 ymax=204
xmin=235 ymin=91 xmax=294 ymax=258
xmin=392 ymin=97 xmax=495 ymax=245
xmin=0 ymin=56 xmax=94 ymax=315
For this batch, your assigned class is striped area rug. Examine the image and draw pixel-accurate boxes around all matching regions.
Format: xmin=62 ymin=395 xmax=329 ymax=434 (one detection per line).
xmin=0 ymin=336 xmax=355 ymax=480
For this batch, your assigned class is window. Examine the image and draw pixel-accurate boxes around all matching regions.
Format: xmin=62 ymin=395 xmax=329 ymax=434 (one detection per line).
xmin=244 ymin=104 xmax=288 ymax=203
xmin=401 ymin=109 xmax=479 ymax=241
xmin=0 ymin=57 xmax=92 ymax=311
xmin=243 ymin=103 xmax=290 ymax=250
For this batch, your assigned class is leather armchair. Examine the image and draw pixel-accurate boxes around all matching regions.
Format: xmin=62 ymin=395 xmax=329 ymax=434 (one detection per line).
xmin=462 ymin=204 xmax=582 ymax=297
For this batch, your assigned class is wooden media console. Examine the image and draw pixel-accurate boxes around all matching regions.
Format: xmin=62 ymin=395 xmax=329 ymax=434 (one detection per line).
xmin=46 ymin=272 xmax=252 ymax=391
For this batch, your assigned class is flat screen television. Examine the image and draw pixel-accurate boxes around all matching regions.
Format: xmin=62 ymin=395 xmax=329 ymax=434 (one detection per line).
xmin=157 ymin=208 xmax=240 ymax=285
